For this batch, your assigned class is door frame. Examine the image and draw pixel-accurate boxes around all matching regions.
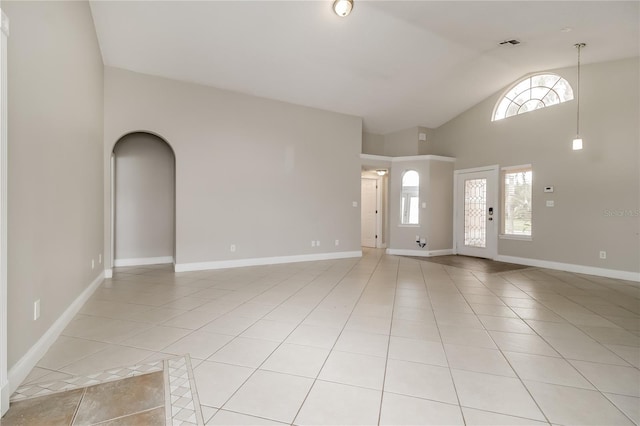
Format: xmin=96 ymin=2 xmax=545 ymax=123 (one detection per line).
xmin=360 ymin=174 xmax=385 ymax=248
xmin=453 ymin=165 xmax=499 ymax=259
xmin=360 ymin=177 xmax=381 ymax=248
xmin=0 ymin=8 xmax=8 ymax=416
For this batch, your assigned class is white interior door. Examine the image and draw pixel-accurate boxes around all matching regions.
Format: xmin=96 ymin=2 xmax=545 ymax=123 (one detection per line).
xmin=361 ymin=178 xmax=377 ymax=248
xmin=455 ymin=166 xmax=498 ymax=259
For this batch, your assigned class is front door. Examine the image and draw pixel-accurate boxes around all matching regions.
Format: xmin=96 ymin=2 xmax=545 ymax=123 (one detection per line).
xmin=455 ymin=166 xmax=498 ymax=259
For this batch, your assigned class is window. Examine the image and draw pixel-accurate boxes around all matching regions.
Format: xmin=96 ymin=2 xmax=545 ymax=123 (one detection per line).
xmin=493 ymin=74 xmax=573 ymax=121
xmin=400 ymin=170 xmax=419 ymax=225
xmin=502 ymin=166 xmax=532 ymax=237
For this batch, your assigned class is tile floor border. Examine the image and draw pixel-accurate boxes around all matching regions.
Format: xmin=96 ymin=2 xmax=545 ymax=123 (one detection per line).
xmin=11 ymin=354 xmax=204 ymax=426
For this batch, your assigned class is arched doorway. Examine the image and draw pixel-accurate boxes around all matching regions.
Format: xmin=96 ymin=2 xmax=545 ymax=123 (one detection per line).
xmin=112 ymin=132 xmax=175 ymax=267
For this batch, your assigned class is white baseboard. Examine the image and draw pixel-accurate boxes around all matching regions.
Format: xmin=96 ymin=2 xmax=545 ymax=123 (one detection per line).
xmin=174 ymin=251 xmax=362 ymax=273
xmin=104 ymin=269 xmax=113 ymax=279
xmin=495 ymin=255 xmax=640 ymax=282
xmin=113 ymin=256 xmax=174 ymax=267
xmin=386 ymin=248 xmax=454 ymax=257
xmin=8 ymin=271 xmax=104 ymax=394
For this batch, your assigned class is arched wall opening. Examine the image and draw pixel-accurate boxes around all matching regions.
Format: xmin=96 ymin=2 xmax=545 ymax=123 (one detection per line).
xmin=111 ymin=132 xmax=176 ymax=267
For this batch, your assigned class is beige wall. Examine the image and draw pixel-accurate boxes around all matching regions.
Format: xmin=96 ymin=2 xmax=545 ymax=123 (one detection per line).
xmin=389 ymin=158 xmax=454 ymax=252
xmin=113 ymin=133 xmax=175 ymax=263
xmin=431 ymin=58 xmax=640 ymax=273
xmin=383 ymin=127 xmax=419 ymax=157
xmin=362 ymin=132 xmax=384 ymax=156
xmin=427 ymin=160 xmax=454 ymax=250
xmin=104 ymin=67 xmax=362 ymax=268
xmin=5 ymin=1 xmax=104 ymax=368
xmin=363 ymin=127 xmax=434 ymax=157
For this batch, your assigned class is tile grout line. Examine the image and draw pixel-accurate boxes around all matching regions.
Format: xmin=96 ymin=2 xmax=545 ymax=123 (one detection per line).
xmin=472 ymin=267 xmax=635 ymax=423
xmin=163 ymin=358 xmax=172 ymax=425
xmin=68 ymin=387 xmax=87 ymax=426
xmin=290 ymin=249 xmax=389 ymax=425
xmin=202 ymin=255 xmax=374 ymax=423
xmin=422 ymin=261 xmax=472 ymax=426
xmin=375 ymin=255 xmax=401 ymax=426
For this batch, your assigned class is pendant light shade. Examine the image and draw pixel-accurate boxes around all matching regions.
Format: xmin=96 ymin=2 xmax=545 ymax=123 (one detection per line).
xmin=573 ymin=43 xmax=586 ymax=150
xmin=333 ymin=0 xmax=353 ymax=17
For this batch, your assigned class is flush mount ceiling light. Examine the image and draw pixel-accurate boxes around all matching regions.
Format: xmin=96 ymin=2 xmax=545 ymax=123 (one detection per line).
xmin=376 ymin=169 xmax=387 ymax=176
xmin=573 ymin=42 xmax=586 ymax=150
xmin=333 ymin=0 xmax=353 ymax=17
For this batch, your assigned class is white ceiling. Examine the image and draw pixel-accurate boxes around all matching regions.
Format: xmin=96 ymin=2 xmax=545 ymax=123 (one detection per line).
xmin=89 ymin=1 xmax=639 ymax=134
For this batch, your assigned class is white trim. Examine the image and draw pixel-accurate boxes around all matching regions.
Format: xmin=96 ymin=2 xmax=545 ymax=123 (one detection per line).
xmin=8 ymin=272 xmax=104 ymax=394
xmin=113 ymin=256 xmax=174 ymax=267
xmin=501 ymin=163 xmax=532 ymax=172
xmin=0 ymin=10 xmax=8 ymax=416
xmin=386 ymin=248 xmax=454 ymax=257
xmin=1 ymin=10 xmax=9 ymax=37
xmin=499 ymin=234 xmax=533 ymax=241
xmin=393 ymin=155 xmax=455 ymax=163
xmin=495 ymin=255 xmax=640 ymax=282
xmin=174 ymin=251 xmax=362 ymax=273
xmin=454 ymin=164 xmax=500 ymax=174
xmin=104 ymin=269 xmax=113 ymax=279
xmin=360 ymin=153 xmax=392 ymax=162
xmin=360 ymin=154 xmax=456 ymax=163
xmin=110 ymin=153 xmax=115 ymax=269
xmin=453 ymin=165 xmax=500 ymax=259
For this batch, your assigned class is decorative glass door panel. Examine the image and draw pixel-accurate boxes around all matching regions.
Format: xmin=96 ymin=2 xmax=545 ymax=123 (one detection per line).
xmin=464 ymin=178 xmax=487 ymax=248
xmin=455 ymin=168 xmax=498 ymax=259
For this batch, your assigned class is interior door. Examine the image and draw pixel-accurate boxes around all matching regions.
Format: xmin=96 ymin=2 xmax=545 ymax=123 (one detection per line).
xmin=361 ymin=178 xmax=377 ymax=248
xmin=455 ymin=167 xmax=498 ymax=259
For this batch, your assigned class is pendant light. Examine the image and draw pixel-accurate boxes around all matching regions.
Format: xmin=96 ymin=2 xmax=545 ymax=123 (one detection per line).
xmin=333 ymin=0 xmax=353 ymax=17
xmin=572 ymin=43 xmax=586 ymax=150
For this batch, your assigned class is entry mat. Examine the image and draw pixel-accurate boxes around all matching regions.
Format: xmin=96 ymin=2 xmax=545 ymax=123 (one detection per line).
xmin=406 ymin=254 xmax=531 ymax=274
xmin=5 ymin=355 xmax=204 ymax=425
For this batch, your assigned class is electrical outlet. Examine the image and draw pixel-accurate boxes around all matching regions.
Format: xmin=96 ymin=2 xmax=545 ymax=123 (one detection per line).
xmin=335 ymin=239 xmax=340 ymax=246
xmin=316 ymin=240 xmax=321 ymax=247
xmin=230 ymin=244 xmax=236 ymax=252
xmin=34 ymin=299 xmax=40 ymax=321
xmin=311 ymin=240 xmax=316 ymax=247
xmin=91 ymin=259 xmax=95 ymax=269
xmin=600 ymin=251 xmax=607 ymax=259
xmin=99 ymin=254 xmax=102 ymax=264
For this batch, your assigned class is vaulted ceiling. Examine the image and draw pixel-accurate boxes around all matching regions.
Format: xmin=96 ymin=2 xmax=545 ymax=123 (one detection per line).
xmin=89 ymin=1 xmax=639 ymax=134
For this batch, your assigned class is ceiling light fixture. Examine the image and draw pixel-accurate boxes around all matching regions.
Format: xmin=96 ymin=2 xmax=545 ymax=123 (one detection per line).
xmin=333 ymin=0 xmax=353 ymax=17
xmin=376 ymin=169 xmax=387 ymax=176
xmin=573 ymin=42 xmax=586 ymax=150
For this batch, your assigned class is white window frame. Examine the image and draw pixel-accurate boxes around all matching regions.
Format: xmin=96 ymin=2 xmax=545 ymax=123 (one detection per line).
xmin=500 ymin=164 xmax=533 ymax=241
xmin=400 ymin=170 xmax=419 ymax=226
xmin=492 ymin=73 xmax=574 ymax=122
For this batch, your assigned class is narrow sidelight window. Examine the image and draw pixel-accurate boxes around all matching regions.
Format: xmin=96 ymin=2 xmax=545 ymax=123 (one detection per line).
xmin=401 ymin=170 xmax=419 ymax=225
xmin=502 ymin=166 xmax=532 ymax=236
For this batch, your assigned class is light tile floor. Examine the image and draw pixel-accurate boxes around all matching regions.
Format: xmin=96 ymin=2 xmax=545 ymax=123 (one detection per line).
xmin=17 ymin=249 xmax=640 ymax=425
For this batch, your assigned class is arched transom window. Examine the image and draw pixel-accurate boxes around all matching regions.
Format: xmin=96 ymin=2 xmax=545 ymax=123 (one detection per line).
xmin=493 ymin=73 xmax=573 ymax=121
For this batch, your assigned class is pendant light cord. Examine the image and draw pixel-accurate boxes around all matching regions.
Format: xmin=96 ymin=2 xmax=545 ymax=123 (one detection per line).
xmin=575 ymin=43 xmax=585 ymax=136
